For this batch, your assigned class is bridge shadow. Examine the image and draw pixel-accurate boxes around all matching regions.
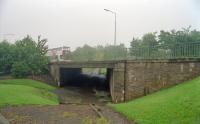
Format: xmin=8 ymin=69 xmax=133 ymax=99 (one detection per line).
xmin=58 ymin=68 xmax=113 ymax=103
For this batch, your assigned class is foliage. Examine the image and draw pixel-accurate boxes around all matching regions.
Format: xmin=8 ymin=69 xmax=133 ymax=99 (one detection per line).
xmin=11 ymin=61 xmax=31 ymax=78
xmin=36 ymin=35 xmax=48 ymax=55
xmin=71 ymin=45 xmax=96 ymax=61
xmin=14 ymin=36 xmax=48 ymax=77
xmin=71 ymin=44 xmax=127 ymax=61
xmin=130 ymin=27 xmax=200 ymax=59
xmin=0 ymin=40 xmax=15 ymax=73
xmin=0 ymin=79 xmax=59 ymax=106
xmin=103 ymin=44 xmax=127 ymax=60
xmin=130 ymin=37 xmax=142 ymax=56
xmin=142 ymin=32 xmax=158 ymax=47
xmin=110 ymin=76 xmax=200 ymax=124
xmin=0 ymin=35 xmax=48 ymax=77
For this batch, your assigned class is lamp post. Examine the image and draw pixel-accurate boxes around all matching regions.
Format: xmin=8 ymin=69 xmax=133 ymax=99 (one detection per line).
xmin=104 ymin=9 xmax=117 ymax=46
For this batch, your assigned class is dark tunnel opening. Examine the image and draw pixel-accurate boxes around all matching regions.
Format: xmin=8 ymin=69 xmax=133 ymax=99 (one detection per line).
xmin=59 ymin=68 xmax=112 ymax=97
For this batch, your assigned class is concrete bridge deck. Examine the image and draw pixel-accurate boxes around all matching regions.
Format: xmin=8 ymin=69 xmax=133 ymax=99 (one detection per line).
xmin=49 ymin=60 xmax=125 ymax=68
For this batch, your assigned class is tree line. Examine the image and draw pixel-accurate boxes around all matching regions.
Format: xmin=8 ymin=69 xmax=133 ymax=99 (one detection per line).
xmin=69 ymin=44 xmax=127 ymax=61
xmin=130 ymin=27 xmax=200 ymax=58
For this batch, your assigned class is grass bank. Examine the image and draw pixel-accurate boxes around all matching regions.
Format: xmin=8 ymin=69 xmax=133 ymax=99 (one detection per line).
xmin=110 ymin=76 xmax=200 ymax=124
xmin=0 ymin=79 xmax=59 ymax=107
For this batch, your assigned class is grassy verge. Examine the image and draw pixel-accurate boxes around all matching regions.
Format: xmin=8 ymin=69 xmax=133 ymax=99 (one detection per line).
xmin=110 ymin=76 xmax=200 ymax=124
xmin=0 ymin=79 xmax=56 ymax=90
xmin=0 ymin=79 xmax=59 ymax=107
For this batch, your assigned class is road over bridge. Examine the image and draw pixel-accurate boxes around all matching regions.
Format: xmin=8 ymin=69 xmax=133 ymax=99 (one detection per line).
xmin=49 ymin=59 xmax=200 ymax=103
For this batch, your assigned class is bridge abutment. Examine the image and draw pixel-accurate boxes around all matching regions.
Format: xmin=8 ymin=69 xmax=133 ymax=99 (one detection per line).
xmin=124 ymin=59 xmax=200 ymax=101
xmin=49 ymin=64 xmax=61 ymax=86
xmin=110 ymin=62 xmax=126 ymax=103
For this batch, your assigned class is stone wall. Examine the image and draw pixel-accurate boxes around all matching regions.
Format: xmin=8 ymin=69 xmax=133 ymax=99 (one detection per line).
xmin=111 ymin=62 xmax=126 ymax=103
xmin=49 ymin=64 xmax=60 ymax=86
xmin=125 ymin=59 xmax=200 ymax=101
xmin=49 ymin=59 xmax=200 ymax=103
xmin=28 ymin=75 xmax=55 ymax=86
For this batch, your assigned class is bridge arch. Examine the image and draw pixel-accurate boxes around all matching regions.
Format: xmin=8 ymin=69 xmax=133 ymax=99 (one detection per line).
xmin=49 ymin=61 xmax=126 ymax=103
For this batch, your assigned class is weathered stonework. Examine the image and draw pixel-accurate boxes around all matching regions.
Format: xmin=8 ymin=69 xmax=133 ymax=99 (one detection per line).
xmin=49 ymin=59 xmax=200 ymax=103
xmin=111 ymin=62 xmax=125 ymax=103
xmin=125 ymin=59 xmax=200 ymax=101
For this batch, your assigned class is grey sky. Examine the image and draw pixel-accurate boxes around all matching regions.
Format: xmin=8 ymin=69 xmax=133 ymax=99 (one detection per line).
xmin=0 ymin=0 xmax=199 ymax=49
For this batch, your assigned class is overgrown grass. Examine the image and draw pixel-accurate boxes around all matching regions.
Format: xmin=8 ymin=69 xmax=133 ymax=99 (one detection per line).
xmin=0 ymin=79 xmax=59 ymax=106
xmin=81 ymin=117 xmax=109 ymax=124
xmin=110 ymin=76 xmax=200 ymax=124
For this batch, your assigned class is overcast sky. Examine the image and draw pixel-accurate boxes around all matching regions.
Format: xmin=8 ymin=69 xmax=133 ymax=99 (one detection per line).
xmin=0 ymin=0 xmax=199 ymax=49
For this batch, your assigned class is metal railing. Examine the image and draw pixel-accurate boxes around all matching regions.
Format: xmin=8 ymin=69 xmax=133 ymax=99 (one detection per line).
xmin=129 ymin=42 xmax=200 ymax=60
xmin=54 ymin=42 xmax=200 ymax=62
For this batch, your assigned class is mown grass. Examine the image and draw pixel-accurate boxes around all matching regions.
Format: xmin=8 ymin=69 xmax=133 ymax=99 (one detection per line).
xmin=110 ymin=76 xmax=200 ymax=124
xmin=0 ymin=79 xmax=56 ymax=90
xmin=0 ymin=79 xmax=59 ymax=107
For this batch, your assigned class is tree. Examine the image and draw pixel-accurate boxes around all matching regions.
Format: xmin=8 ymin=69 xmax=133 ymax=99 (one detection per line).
xmin=70 ymin=44 xmax=127 ymax=61
xmin=12 ymin=35 xmax=48 ymax=77
xmin=158 ymin=26 xmax=200 ymax=45
xmin=158 ymin=27 xmax=200 ymax=57
xmin=142 ymin=32 xmax=158 ymax=47
xmin=11 ymin=61 xmax=31 ymax=78
xmin=71 ymin=44 xmax=96 ymax=61
xmin=130 ymin=37 xmax=142 ymax=57
xmin=103 ymin=44 xmax=127 ymax=60
xmin=37 ymin=35 xmax=48 ymax=55
xmin=0 ymin=40 xmax=15 ymax=73
xmin=130 ymin=33 xmax=158 ymax=58
xmin=130 ymin=27 xmax=200 ymax=58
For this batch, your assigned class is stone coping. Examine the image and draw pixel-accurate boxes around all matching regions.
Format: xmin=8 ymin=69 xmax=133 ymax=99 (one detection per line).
xmin=49 ymin=58 xmax=200 ymax=65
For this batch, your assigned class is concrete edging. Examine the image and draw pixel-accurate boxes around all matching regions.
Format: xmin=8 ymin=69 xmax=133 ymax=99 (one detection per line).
xmin=0 ymin=113 xmax=9 ymax=124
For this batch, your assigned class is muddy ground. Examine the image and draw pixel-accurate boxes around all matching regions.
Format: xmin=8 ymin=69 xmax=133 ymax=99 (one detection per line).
xmin=0 ymin=87 xmax=133 ymax=124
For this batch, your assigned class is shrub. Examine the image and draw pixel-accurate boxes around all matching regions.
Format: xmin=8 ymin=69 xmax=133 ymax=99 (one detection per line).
xmin=11 ymin=61 xmax=30 ymax=78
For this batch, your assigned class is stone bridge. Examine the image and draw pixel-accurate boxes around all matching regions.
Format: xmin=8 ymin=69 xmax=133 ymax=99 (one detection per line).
xmin=49 ymin=59 xmax=200 ymax=103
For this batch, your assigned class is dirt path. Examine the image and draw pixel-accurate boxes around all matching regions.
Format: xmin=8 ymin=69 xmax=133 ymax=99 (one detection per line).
xmin=53 ymin=87 xmax=111 ymax=104
xmin=0 ymin=87 xmax=133 ymax=124
xmin=1 ymin=104 xmax=98 ymax=124
xmin=53 ymin=87 xmax=133 ymax=124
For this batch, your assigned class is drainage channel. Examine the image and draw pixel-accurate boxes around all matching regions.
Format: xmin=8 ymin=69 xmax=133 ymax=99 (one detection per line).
xmin=59 ymin=102 xmax=104 ymax=119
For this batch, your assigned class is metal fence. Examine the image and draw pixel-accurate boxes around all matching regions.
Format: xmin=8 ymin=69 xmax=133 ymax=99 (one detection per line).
xmin=128 ymin=42 xmax=200 ymax=60
xmin=55 ymin=42 xmax=200 ymax=61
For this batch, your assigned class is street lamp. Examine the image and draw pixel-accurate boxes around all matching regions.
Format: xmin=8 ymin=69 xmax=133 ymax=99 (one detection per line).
xmin=104 ymin=9 xmax=117 ymax=46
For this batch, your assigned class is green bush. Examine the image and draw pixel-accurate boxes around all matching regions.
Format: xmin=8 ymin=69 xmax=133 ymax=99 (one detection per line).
xmin=0 ymin=36 xmax=48 ymax=78
xmin=11 ymin=61 xmax=30 ymax=78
